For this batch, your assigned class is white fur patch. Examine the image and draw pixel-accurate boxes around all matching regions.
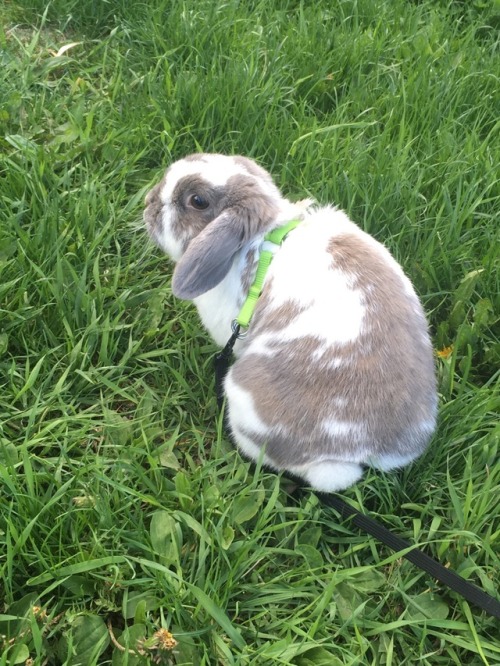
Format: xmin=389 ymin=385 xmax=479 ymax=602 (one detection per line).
xmin=156 ymin=202 xmax=185 ymax=261
xmin=161 ymin=156 xmax=247 ymax=202
xmin=280 ymin=280 xmax=363 ymax=344
xmin=193 ymin=252 xmax=250 ymax=347
xmin=312 ymin=345 xmax=344 ymax=364
xmin=161 ymin=155 xmax=301 ymax=224
xmin=289 ymin=460 xmax=364 ymax=492
xmin=225 ymin=372 xmax=270 ymax=437
xmin=262 ymin=214 xmax=366 ymax=347
xmin=231 ymin=426 xmax=274 ymax=467
xmin=369 ymin=451 xmax=419 ymax=471
xmin=369 ymin=416 xmax=436 ymax=471
xmin=321 ymin=418 xmax=365 ymax=439
xmin=419 ymin=417 xmax=438 ymax=433
xmin=245 ymin=265 xmax=365 ymax=356
xmin=243 ymin=336 xmax=275 ymax=357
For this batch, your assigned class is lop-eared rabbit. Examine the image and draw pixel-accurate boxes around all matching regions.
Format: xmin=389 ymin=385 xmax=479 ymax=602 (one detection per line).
xmin=144 ymin=153 xmax=437 ymax=492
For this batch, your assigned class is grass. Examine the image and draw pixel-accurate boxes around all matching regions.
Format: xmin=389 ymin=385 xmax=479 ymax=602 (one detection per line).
xmin=0 ymin=0 xmax=499 ymax=663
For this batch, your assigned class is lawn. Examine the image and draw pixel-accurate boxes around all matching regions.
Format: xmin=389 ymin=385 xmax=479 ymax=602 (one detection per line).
xmin=0 ymin=0 xmax=499 ymax=663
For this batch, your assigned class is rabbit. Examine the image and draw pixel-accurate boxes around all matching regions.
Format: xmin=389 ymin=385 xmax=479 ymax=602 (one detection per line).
xmin=143 ymin=153 xmax=438 ymax=492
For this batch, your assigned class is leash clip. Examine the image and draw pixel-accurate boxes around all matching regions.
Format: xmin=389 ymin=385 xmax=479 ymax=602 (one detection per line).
xmin=231 ymin=319 xmax=248 ymax=339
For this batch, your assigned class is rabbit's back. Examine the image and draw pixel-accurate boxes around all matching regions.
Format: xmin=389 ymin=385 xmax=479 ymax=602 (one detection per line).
xmin=225 ymin=207 xmax=437 ymax=477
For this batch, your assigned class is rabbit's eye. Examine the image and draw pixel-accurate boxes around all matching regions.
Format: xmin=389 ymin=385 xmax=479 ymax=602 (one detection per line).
xmin=189 ymin=194 xmax=209 ymax=210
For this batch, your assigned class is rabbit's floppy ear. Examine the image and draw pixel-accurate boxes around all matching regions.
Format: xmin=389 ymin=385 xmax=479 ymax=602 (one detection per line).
xmin=172 ymin=171 xmax=280 ymax=300
xmin=172 ymin=209 xmax=245 ymax=300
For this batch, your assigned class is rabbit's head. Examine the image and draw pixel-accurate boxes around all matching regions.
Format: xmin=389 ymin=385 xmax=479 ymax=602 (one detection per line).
xmin=144 ymin=153 xmax=297 ymax=299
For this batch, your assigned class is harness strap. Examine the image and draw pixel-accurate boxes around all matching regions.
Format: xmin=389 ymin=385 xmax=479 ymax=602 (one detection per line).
xmin=235 ymin=219 xmax=302 ymax=329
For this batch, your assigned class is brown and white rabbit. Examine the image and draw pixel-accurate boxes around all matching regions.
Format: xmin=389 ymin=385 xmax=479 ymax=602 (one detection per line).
xmin=144 ymin=153 xmax=437 ymax=492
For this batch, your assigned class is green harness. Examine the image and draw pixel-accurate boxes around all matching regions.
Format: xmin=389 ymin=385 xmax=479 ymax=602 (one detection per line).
xmin=215 ymin=218 xmax=302 ymax=404
xmin=234 ymin=219 xmax=302 ymax=331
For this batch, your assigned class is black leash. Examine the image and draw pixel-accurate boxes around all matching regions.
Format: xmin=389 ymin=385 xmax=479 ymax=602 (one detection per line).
xmin=213 ymin=336 xmax=500 ymax=619
xmin=318 ymin=492 xmax=500 ymax=619
xmin=214 ymin=323 xmax=241 ymax=410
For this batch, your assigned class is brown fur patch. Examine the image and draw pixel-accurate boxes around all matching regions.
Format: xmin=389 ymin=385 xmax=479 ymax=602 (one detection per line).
xmin=169 ymin=175 xmax=222 ymax=250
xmin=249 ymin=292 xmax=306 ymax=335
xmin=233 ymin=155 xmax=278 ymax=188
xmin=229 ymin=232 xmax=436 ymax=467
xmin=143 ymin=178 xmax=166 ymax=237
